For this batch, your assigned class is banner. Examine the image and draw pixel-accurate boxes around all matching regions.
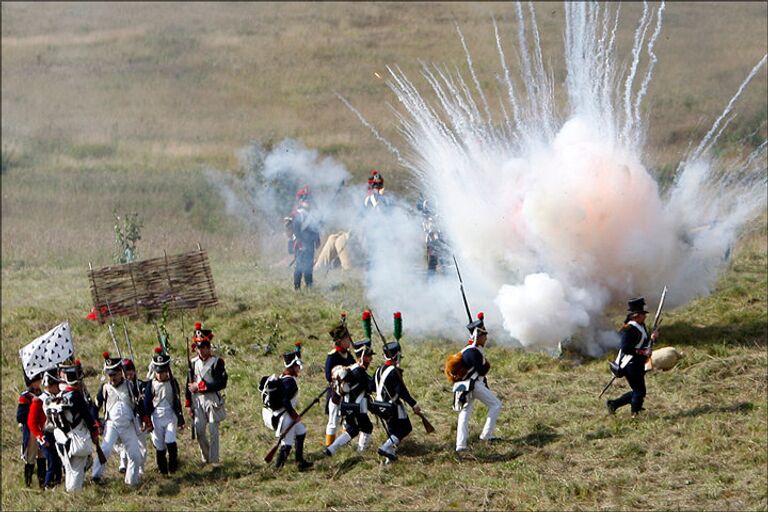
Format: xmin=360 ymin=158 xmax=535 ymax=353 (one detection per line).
xmin=19 ymin=321 xmax=74 ymax=379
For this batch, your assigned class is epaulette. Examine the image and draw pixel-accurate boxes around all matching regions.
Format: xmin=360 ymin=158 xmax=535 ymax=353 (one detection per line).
xmin=327 ymin=349 xmax=337 ymax=356
xmin=18 ymin=393 xmax=32 ymax=405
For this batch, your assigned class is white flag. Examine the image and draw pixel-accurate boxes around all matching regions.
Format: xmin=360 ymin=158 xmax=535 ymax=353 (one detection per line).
xmin=19 ymin=321 xmax=74 ymax=379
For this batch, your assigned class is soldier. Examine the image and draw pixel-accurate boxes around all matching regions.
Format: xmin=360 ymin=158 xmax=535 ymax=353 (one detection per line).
xmin=91 ymin=353 xmax=149 ymax=486
xmin=324 ymin=318 xmax=355 ymax=447
xmin=373 ymin=341 xmax=421 ymax=464
xmin=144 ymin=347 xmax=185 ymax=475
xmin=117 ymin=358 xmax=148 ymax=476
xmin=49 ymin=361 xmax=99 ymax=493
xmin=17 ymin=371 xmax=45 ymax=487
xmin=324 ymin=340 xmax=376 ymax=456
xmin=28 ymin=369 xmax=63 ymax=489
xmin=186 ymin=323 xmax=228 ymax=464
xmin=606 ymin=297 xmax=658 ymax=418
xmin=454 ymin=313 xmax=502 ymax=452
xmin=364 ymin=169 xmax=391 ymax=210
xmin=265 ymin=346 xmax=313 ymax=470
xmin=286 ymin=186 xmax=321 ymax=290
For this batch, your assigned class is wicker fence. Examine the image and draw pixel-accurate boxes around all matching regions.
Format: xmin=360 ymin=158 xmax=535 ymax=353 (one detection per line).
xmin=88 ymin=249 xmax=217 ymax=322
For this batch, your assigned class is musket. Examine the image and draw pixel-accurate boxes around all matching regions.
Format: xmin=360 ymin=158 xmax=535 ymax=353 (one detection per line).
xmin=367 ymin=308 xmax=435 ymax=434
xmin=645 ymin=286 xmax=669 ymax=371
xmin=181 ymin=310 xmax=196 ymax=440
xmin=104 ymin=302 xmax=141 ymax=406
xmin=121 ymin=318 xmax=137 ymax=367
xmin=452 ymin=255 xmax=473 ymax=324
xmin=264 ymin=387 xmax=329 ymax=463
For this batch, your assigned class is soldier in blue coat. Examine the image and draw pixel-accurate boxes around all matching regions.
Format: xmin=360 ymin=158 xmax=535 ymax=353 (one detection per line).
xmin=606 ymin=297 xmax=659 ymax=417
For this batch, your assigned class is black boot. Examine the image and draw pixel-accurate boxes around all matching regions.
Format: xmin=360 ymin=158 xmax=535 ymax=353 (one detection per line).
xmin=275 ymin=445 xmax=292 ymax=469
xmin=295 ymin=434 xmax=313 ymax=470
xmin=24 ymin=463 xmax=35 ymax=487
xmin=167 ymin=442 xmax=178 ymax=473
xmin=36 ymin=458 xmax=47 ymax=488
xmin=156 ymin=449 xmax=169 ymax=475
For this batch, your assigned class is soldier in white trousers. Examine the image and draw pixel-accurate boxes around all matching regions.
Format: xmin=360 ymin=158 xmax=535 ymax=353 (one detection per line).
xmin=49 ymin=362 xmax=99 ymax=493
xmin=92 ymin=354 xmax=150 ymax=486
xmin=186 ymin=323 xmax=228 ymax=464
xmin=454 ymin=313 xmax=502 ymax=452
xmin=144 ymin=347 xmax=185 ymax=474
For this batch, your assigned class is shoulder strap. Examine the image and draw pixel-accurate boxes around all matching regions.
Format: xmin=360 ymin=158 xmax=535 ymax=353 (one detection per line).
xmin=375 ymin=366 xmax=396 ymax=401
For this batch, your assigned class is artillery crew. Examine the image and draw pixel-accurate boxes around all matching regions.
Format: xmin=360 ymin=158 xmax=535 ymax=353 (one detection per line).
xmin=453 ymin=313 xmax=502 ymax=452
xmin=27 ymin=369 xmax=63 ymax=489
xmin=186 ymin=323 xmax=228 ymax=464
xmin=263 ymin=345 xmax=313 ymax=470
xmin=50 ymin=361 xmax=99 ymax=493
xmin=324 ymin=319 xmax=355 ymax=447
xmin=324 ymin=339 xmax=376 ymax=456
xmin=17 ymin=371 xmax=45 ymax=487
xmin=373 ymin=341 xmax=421 ymax=464
xmin=144 ymin=347 xmax=185 ymax=475
xmin=606 ymin=297 xmax=658 ymax=418
xmin=92 ymin=353 xmax=149 ymax=486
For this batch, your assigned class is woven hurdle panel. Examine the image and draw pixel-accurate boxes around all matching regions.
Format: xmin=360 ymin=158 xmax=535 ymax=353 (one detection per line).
xmin=88 ymin=249 xmax=217 ymax=322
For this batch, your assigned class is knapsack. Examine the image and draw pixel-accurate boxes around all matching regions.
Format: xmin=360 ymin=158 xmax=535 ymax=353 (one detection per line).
xmin=444 ymin=351 xmax=468 ymax=383
xmin=330 ymin=365 xmax=353 ymax=397
xmin=258 ymin=374 xmax=284 ymax=410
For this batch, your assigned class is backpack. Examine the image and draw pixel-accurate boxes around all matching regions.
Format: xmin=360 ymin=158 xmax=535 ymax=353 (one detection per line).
xmin=444 ymin=351 xmax=468 ymax=383
xmin=330 ymin=365 xmax=353 ymax=397
xmin=258 ymin=374 xmax=284 ymax=410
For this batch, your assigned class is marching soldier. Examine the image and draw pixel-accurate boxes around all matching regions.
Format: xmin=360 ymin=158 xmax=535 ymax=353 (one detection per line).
xmin=454 ymin=313 xmax=502 ymax=452
xmin=17 ymin=371 xmax=45 ymax=487
xmin=91 ymin=353 xmax=149 ymax=486
xmin=144 ymin=347 xmax=185 ymax=475
xmin=186 ymin=323 xmax=228 ymax=464
xmin=373 ymin=341 xmax=421 ymax=464
xmin=28 ymin=369 xmax=63 ymax=488
xmin=324 ymin=340 xmax=376 ymax=456
xmin=606 ymin=297 xmax=658 ymax=418
xmin=118 ymin=358 xmax=148 ymax=475
xmin=324 ymin=318 xmax=355 ymax=447
xmin=264 ymin=345 xmax=313 ymax=470
xmin=49 ymin=361 xmax=99 ymax=493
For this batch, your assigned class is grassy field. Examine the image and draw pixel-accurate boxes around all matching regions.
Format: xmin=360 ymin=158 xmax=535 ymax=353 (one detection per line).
xmin=1 ymin=2 xmax=767 ymax=511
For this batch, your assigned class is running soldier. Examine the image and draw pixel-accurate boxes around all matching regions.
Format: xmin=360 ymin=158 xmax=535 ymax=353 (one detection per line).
xmin=453 ymin=313 xmax=502 ymax=452
xmin=324 ymin=339 xmax=376 ymax=456
xmin=144 ymin=347 xmax=185 ymax=475
xmin=372 ymin=341 xmax=422 ymax=464
xmin=17 ymin=371 xmax=45 ymax=487
xmin=186 ymin=323 xmax=228 ymax=464
xmin=261 ymin=345 xmax=313 ymax=470
xmin=49 ymin=361 xmax=99 ymax=493
xmin=28 ymin=369 xmax=63 ymax=489
xmin=92 ymin=353 xmax=149 ymax=486
xmin=324 ymin=318 xmax=355 ymax=447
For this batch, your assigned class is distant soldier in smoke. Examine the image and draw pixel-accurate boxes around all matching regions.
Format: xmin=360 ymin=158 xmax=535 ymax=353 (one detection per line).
xmin=417 ymin=195 xmax=447 ymax=276
xmin=452 ymin=313 xmax=503 ymax=452
xmin=363 ymin=169 xmax=391 ymax=210
xmin=323 ymin=318 xmax=355 ymax=447
xmin=285 ymin=186 xmax=321 ymax=290
xmin=606 ymin=297 xmax=659 ymax=418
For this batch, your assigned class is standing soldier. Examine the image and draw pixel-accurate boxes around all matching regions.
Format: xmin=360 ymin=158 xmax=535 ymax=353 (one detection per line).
xmin=606 ymin=297 xmax=658 ymax=418
xmin=264 ymin=345 xmax=313 ymax=470
xmin=373 ymin=341 xmax=422 ymax=464
xmin=17 ymin=371 xmax=45 ymax=487
xmin=144 ymin=347 xmax=185 ymax=475
xmin=286 ymin=186 xmax=321 ymax=290
xmin=324 ymin=339 xmax=376 ymax=456
xmin=454 ymin=313 xmax=502 ymax=452
xmin=28 ymin=369 xmax=64 ymax=489
xmin=186 ymin=323 xmax=228 ymax=464
xmin=49 ymin=361 xmax=99 ymax=493
xmin=91 ymin=353 xmax=149 ymax=486
xmin=324 ymin=317 xmax=355 ymax=447
xmin=364 ymin=170 xmax=391 ymax=210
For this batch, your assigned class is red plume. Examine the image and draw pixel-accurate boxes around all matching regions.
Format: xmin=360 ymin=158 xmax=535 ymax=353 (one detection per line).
xmin=394 ymin=311 xmax=402 ymax=319
xmin=194 ymin=322 xmax=202 ymax=330
xmin=295 ymin=341 xmax=302 ymax=347
xmin=102 ymin=351 xmax=110 ymax=359
xmin=478 ymin=312 xmax=485 ymax=320
xmin=154 ymin=346 xmax=163 ymax=354
xmin=74 ymin=359 xmax=81 ymax=366
xmin=341 ymin=313 xmax=347 ymax=318
xmin=362 ymin=310 xmax=371 ymax=320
